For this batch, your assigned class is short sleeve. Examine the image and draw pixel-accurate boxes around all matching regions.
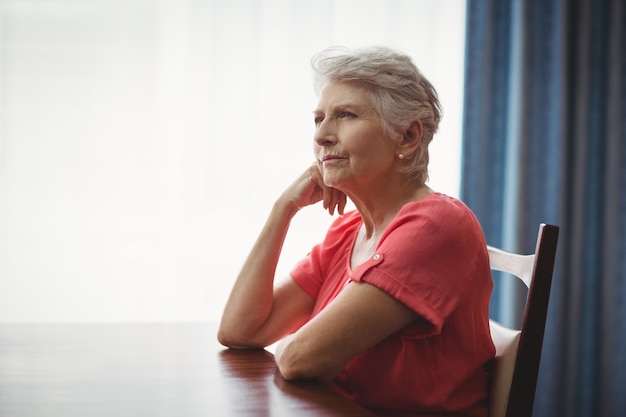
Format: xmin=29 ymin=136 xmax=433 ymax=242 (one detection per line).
xmin=351 ymin=195 xmax=489 ymax=337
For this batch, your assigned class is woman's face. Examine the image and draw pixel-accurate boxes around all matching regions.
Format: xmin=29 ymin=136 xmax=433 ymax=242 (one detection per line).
xmin=313 ymin=80 xmax=398 ymax=193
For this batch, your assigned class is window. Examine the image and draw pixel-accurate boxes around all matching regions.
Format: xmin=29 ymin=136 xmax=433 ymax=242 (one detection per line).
xmin=0 ymin=0 xmax=466 ymax=321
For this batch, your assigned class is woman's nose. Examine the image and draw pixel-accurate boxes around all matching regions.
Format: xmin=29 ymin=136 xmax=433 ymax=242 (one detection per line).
xmin=314 ymin=120 xmax=336 ymax=147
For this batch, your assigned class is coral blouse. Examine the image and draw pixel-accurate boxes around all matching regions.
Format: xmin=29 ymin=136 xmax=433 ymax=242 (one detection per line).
xmin=290 ymin=193 xmax=495 ymax=417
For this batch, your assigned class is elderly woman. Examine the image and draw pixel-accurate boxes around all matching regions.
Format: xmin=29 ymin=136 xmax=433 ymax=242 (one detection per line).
xmin=218 ymin=46 xmax=495 ymax=417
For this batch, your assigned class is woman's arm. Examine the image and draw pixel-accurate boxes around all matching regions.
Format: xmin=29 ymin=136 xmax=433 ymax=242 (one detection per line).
xmin=217 ymin=164 xmax=346 ymax=349
xmin=274 ymin=280 xmax=418 ymax=381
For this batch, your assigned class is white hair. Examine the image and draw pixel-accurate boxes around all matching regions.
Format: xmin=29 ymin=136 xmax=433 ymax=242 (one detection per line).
xmin=311 ymin=46 xmax=442 ymax=184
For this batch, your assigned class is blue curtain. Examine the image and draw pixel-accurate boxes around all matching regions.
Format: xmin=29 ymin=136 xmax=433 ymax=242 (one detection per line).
xmin=461 ymin=0 xmax=626 ymax=416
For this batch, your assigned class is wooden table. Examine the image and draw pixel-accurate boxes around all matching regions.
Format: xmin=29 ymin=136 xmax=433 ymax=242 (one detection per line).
xmin=0 ymin=322 xmax=376 ymax=417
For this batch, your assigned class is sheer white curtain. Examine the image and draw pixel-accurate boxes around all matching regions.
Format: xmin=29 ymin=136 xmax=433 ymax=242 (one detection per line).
xmin=0 ymin=0 xmax=466 ymax=322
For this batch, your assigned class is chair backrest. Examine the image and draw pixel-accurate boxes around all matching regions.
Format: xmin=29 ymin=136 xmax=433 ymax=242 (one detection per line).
xmin=487 ymin=223 xmax=559 ymax=417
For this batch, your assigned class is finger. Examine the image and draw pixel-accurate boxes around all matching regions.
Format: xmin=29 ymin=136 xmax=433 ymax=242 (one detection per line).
xmin=337 ymin=191 xmax=347 ymax=216
xmin=307 ymin=163 xmax=326 ymax=205
xmin=326 ymin=187 xmax=345 ymax=216
xmin=311 ymin=162 xmax=342 ymax=216
xmin=322 ymin=184 xmax=333 ymax=212
xmin=328 ymin=188 xmax=338 ymax=216
xmin=331 ymin=188 xmax=347 ymax=216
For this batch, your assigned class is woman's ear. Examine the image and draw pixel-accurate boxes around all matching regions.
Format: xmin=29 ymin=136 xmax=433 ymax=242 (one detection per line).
xmin=399 ymin=119 xmax=423 ymax=157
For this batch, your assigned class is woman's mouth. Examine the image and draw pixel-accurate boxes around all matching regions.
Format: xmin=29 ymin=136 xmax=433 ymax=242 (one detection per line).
xmin=322 ymin=155 xmax=346 ymax=164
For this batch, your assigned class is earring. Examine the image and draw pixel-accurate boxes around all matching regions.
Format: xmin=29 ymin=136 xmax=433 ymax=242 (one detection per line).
xmin=398 ymin=153 xmax=404 ymax=159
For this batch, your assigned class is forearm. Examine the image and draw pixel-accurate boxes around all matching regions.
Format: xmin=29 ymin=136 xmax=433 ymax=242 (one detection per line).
xmin=219 ymin=164 xmax=345 ymax=348
xmin=218 ymin=197 xmax=297 ymax=347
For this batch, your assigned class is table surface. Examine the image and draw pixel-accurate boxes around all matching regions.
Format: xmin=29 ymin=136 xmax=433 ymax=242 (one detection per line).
xmin=0 ymin=322 xmax=377 ymax=417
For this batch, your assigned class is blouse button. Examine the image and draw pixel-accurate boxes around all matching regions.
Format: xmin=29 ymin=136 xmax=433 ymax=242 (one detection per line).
xmin=372 ymin=253 xmax=381 ymax=261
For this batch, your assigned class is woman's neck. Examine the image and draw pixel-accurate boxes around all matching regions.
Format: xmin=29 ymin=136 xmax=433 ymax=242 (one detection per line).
xmin=352 ymin=183 xmax=433 ymax=240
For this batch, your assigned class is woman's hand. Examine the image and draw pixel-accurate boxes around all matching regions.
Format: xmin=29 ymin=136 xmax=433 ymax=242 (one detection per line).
xmin=282 ymin=163 xmax=347 ymax=216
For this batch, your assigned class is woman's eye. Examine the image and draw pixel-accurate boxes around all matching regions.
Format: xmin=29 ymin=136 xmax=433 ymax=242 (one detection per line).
xmin=314 ymin=112 xmax=354 ymax=126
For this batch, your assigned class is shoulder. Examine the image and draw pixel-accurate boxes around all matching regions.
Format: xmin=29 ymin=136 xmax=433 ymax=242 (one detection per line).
xmin=404 ymin=193 xmax=476 ymax=221
xmin=385 ymin=193 xmax=484 ymax=244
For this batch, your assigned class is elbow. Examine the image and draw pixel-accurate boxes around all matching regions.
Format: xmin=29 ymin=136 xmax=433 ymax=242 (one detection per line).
xmin=276 ymin=349 xmax=311 ymax=381
xmin=217 ymin=324 xmax=265 ymax=350
xmin=217 ymin=327 xmax=235 ymax=348
xmin=275 ymin=337 xmax=334 ymax=381
xmin=276 ymin=353 xmax=335 ymax=382
xmin=217 ymin=325 xmax=248 ymax=349
xmin=278 ymin=365 xmax=304 ymax=381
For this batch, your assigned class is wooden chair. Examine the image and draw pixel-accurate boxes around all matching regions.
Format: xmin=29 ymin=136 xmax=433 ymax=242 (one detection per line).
xmin=487 ymin=223 xmax=559 ymax=417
